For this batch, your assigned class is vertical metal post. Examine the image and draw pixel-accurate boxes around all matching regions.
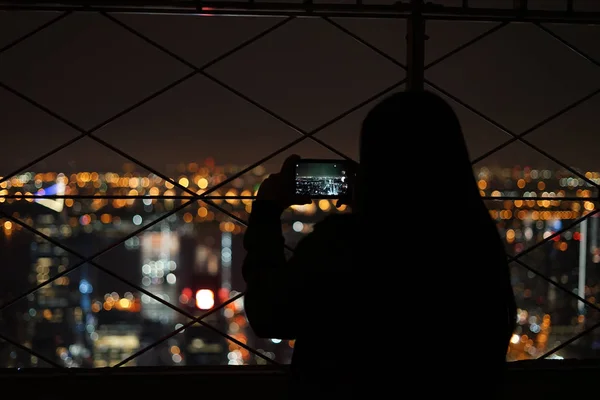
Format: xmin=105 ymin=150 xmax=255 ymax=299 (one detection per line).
xmin=513 ymin=0 xmax=528 ymax=11
xmin=406 ymin=0 xmax=426 ymax=91
xmin=578 ymin=218 xmax=588 ymax=314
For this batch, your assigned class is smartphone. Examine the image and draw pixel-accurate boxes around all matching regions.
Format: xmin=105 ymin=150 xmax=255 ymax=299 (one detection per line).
xmin=294 ymin=159 xmax=354 ymax=199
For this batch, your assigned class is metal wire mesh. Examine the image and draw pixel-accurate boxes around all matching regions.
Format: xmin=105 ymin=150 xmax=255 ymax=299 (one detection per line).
xmin=1 ymin=0 xmax=600 ymax=369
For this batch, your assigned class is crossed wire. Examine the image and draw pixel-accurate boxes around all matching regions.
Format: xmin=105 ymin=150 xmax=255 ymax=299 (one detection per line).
xmin=0 ymin=12 xmax=405 ymax=368
xmin=0 ymin=12 xmax=302 ymax=369
xmin=108 ymin=15 xmax=600 ymax=361
xmin=3 ymin=194 xmax=594 ymax=202
xmin=0 ymin=10 xmax=487 ymax=367
xmin=431 ymin=25 xmax=600 ymax=358
xmin=0 ymin=11 xmax=597 ymax=367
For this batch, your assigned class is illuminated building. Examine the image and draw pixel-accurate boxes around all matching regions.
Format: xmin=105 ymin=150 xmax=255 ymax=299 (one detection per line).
xmin=28 ymin=174 xmax=92 ymax=367
xmin=140 ymin=228 xmax=179 ymax=324
xmin=178 ymin=225 xmax=228 ymax=365
xmin=92 ymin=324 xmax=140 ymax=367
xmin=90 ymin=291 xmax=142 ymax=367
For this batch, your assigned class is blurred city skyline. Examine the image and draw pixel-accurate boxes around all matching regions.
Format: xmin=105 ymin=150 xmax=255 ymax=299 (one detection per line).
xmin=2 ymin=161 xmax=600 ymax=367
xmin=3 ymin=0 xmax=600 ymax=370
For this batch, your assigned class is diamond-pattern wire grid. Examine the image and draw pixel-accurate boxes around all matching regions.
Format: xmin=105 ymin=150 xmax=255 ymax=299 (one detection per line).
xmin=0 ymin=11 xmax=402 ymax=370
xmin=0 ymin=10 xmax=598 ymax=369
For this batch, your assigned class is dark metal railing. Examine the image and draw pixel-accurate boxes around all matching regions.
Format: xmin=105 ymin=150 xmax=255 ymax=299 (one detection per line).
xmin=1 ymin=0 xmax=600 ymax=370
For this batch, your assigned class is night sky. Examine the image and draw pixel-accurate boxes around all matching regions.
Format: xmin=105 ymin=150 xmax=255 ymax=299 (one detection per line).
xmin=2 ymin=0 xmax=600 ymax=177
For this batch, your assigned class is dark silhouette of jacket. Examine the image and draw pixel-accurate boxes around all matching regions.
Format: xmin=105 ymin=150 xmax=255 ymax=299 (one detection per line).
xmin=242 ymin=90 xmax=517 ymax=398
xmin=243 ymin=203 xmax=362 ymax=397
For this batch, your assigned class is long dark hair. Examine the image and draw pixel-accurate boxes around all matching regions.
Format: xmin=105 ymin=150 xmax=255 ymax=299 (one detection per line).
xmin=358 ymin=90 xmax=516 ymax=358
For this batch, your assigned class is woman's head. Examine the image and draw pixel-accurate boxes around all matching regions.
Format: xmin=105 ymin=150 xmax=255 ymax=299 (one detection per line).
xmin=355 ymin=90 xmax=477 ymax=212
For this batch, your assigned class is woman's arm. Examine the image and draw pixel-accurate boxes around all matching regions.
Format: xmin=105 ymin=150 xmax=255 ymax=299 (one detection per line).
xmin=242 ymin=200 xmax=327 ymax=339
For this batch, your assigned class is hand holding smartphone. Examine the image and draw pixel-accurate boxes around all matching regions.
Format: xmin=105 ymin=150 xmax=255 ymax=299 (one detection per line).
xmin=294 ymin=159 xmax=355 ymax=199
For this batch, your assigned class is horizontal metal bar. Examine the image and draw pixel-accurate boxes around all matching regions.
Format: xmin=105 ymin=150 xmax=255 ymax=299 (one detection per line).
xmin=2 ymin=1 xmax=600 ymax=23
xmin=0 ymin=194 xmax=256 ymax=200
xmin=0 ymin=365 xmax=290 ymax=376
xmin=422 ymin=14 xmax=600 ymax=24
xmin=0 ymin=195 xmax=595 ymax=202
xmin=481 ymin=196 xmax=595 ymax=202
xmin=0 ymin=361 xmax=590 ymax=376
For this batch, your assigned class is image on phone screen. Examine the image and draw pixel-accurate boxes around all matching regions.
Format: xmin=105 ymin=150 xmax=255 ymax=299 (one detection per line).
xmin=294 ymin=160 xmax=351 ymax=198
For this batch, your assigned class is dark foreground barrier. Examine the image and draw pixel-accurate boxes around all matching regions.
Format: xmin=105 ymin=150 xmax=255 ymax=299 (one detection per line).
xmin=1 ymin=360 xmax=599 ymax=399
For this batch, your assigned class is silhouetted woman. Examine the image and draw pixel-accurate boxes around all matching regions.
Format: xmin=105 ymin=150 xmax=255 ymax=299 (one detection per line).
xmin=243 ymin=90 xmax=516 ymax=398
